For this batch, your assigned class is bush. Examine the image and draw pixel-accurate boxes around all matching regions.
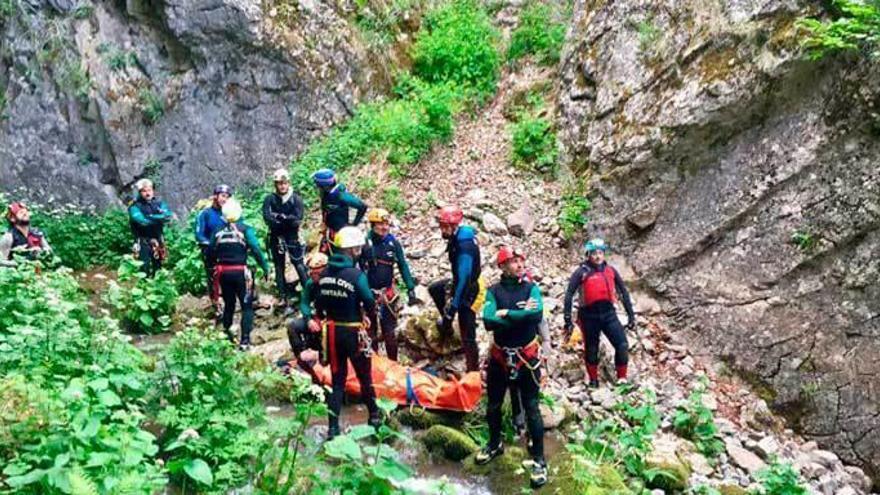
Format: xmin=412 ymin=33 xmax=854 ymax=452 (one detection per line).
xmin=32 ymin=208 xmax=132 ymax=270
xmin=411 ymin=0 xmax=500 ymax=99
xmin=138 ymin=89 xmax=164 ymax=125
xmin=104 ymin=256 xmax=179 ymax=334
xmin=753 ymin=459 xmax=808 ymax=495
xmin=510 ymin=113 xmax=558 ymax=174
xmin=558 ymin=183 xmax=591 ymax=240
xmin=0 ymin=264 xmax=165 ymax=494
xmin=798 ymin=0 xmax=880 ymax=60
xmin=381 ymin=184 xmax=408 ymax=217
xmin=672 ymin=379 xmax=725 ymax=458
xmin=507 ymin=1 xmax=567 ymax=65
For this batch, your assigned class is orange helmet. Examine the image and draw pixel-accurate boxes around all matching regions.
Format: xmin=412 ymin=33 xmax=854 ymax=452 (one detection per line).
xmin=496 ymin=245 xmax=524 ymax=267
xmin=436 ymin=205 xmax=463 ymax=226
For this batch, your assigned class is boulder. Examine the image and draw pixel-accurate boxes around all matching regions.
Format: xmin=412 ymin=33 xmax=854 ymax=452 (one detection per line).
xmin=395 ymin=409 xmax=461 ymax=430
xmin=725 ymin=438 xmax=767 ymax=476
xmin=419 ymin=425 xmax=478 ymax=461
xmin=645 ymin=434 xmax=692 ymax=492
xmin=506 ymin=204 xmax=534 ymax=237
xmin=545 ymin=453 xmax=633 ymax=494
xmin=481 ymin=212 xmax=509 ymax=235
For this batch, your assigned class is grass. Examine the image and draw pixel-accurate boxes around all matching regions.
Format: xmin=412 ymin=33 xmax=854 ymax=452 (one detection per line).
xmin=138 ymin=88 xmax=165 ymax=125
xmin=382 ymin=184 xmax=408 ymax=217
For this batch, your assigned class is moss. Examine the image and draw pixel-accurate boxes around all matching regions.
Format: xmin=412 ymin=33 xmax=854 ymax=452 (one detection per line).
xmin=420 ymin=425 xmax=478 ymax=461
xmin=395 ymin=408 xmax=462 ymax=430
xmin=546 ymin=453 xmax=633 ymax=494
xmin=463 ymin=445 xmax=528 ymax=490
xmin=697 ymin=45 xmax=740 ymax=83
xmin=644 ymin=458 xmax=691 ymax=492
xmin=719 ymin=485 xmax=749 ymax=495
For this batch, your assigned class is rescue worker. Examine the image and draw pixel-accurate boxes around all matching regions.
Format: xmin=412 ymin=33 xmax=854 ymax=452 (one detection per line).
xmin=563 ymin=238 xmax=636 ymax=388
xmin=428 ymin=205 xmax=483 ymax=372
xmin=128 ymin=179 xmax=172 ymax=276
xmin=287 ymin=252 xmax=328 ymax=382
xmin=311 ymin=168 xmax=367 ymax=253
xmin=314 ymin=226 xmax=380 ymax=438
xmin=477 ymin=246 xmax=548 ymax=488
xmin=359 ymin=208 xmax=418 ymax=361
xmin=210 ymin=199 xmax=270 ymax=351
xmin=262 ymin=169 xmax=308 ymax=307
xmin=0 ymin=202 xmax=52 ymax=266
xmin=195 ymin=184 xmax=232 ymax=302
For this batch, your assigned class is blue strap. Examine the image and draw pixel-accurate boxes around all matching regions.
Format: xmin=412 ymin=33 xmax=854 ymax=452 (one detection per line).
xmin=405 ymin=369 xmax=421 ymax=407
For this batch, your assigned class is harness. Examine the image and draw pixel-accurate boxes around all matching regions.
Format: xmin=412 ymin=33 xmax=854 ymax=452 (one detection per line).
xmin=322 ymin=319 xmax=371 ymax=374
xmin=212 ymin=264 xmax=248 ymax=304
xmin=490 ymin=337 xmax=542 ymax=382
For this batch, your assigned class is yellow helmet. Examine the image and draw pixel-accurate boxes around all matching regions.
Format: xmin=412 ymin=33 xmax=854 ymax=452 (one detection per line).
xmin=367 ymin=208 xmax=391 ymax=224
xmin=333 ymin=226 xmax=365 ymax=249
xmin=306 ymin=252 xmax=328 ymax=270
xmin=221 ymin=199 xmax=242 ymax=222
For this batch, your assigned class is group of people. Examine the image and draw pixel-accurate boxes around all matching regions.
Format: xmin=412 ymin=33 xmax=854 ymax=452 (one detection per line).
xmin=3 ymin=165 xmax=638 ymax=490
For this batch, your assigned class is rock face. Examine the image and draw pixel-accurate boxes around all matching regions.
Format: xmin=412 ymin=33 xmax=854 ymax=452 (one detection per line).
xmin=0 ymin=0 xmax=399 ymax=212
xmin=559 ymin=0 xmax=880 ymax=480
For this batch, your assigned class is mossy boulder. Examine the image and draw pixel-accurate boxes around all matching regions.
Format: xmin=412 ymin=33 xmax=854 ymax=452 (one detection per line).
xmin=419 ymin=425 xmax=478 ymax=461
xmin=395 ymin=408 xmax=461 ymax=430
xmin=463 ymin=445 xmax=528 ymax=491
xmin=546 ymin=452 xmax=633 ymax=495
xmin=718 ymin=485 xmax=749 ymax=495
xmin=645 ymin=434 xmax=693 ymax=492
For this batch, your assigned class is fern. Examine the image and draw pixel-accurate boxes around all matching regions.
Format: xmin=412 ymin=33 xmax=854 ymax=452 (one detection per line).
xmin=68 ymin=468 xmax=100 ymax=495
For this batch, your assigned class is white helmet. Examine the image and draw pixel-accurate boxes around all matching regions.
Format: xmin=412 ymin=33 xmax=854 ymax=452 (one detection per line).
xmin=222 ymin=198 xmax=243 ymax=222
xmin=333 ymin=226 xmax=365 ymax=249
xmin=273 ymin=169 xmax=290 ymax=182
xmin=135 ymin=178 xmax=154 ymax=191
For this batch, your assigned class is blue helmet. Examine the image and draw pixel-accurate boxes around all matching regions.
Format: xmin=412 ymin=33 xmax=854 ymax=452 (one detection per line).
xmin=584 ymin=237 xmax=608 ymax=254
xmin=312 ymin=168 xmax=337 ymax=188
xmin=214 ymin=184 xmax=232 ymax=195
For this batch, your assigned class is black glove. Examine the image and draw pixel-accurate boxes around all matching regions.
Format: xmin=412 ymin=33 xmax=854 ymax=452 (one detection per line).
xmin=626 ymin=318 xmax=636 ymax=332
xmin=407 ymin=289 xmax=418 ymax=306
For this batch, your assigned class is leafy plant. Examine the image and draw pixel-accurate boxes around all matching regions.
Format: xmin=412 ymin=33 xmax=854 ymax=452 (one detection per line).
xmin=790 ymin=229 xmax=817 ymax=252
xmin=507 ymin=1 xmax=568 ymax=65
xmin=0 ymin=0 xmax=16 ymax=21
xmin=636 ymin=17 xmax=662 ymax=56
xmin=142 ymin=158 xmax=163 ymax=188
xmin=104 ymin=255 xmax=179 ymax=334
xmin=411 ymin=0 xmax=500 ymax=99
xmin=381 ymin=184 xmax=408 ymax=217
xmin=752 ymin=459 xmax=808 ymax=495
xmin=31 ymin=207 xmax=131 ymax=270
xmin=510 ymin=112 xmax=557 ymax=174
xmin=798 ymin=0 xmax=880 ymax=60
xmin=672 ymin=378 xmax=725 ymax=459
xmin=138 ymin=88 xmax=164 ymax=125
xmin=98 ymin=43 xmax=137 ymax=72
xmin=58 ymin=60 xmax=92 ymax=102
xmin=558 ymin=182 xmax=591 ymax=240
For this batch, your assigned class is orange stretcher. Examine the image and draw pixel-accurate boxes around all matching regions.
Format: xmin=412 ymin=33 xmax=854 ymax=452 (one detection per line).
xmin=310 ymin=355 xmax=483 ymax=413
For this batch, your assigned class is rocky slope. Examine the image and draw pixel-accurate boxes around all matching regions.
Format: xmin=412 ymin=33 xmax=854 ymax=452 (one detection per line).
xmin=558 ymin=0 xmax=880 ymax=483
xmin=0 ymin=0 xmax=407 ymax=212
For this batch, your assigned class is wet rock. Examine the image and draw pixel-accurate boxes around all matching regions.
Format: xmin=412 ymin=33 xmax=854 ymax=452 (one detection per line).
xmin=420 ymin=425 xmax=478 ymax=461
xmin=395 ymin=409 xmax=461 ymax=430
xmin=718 ymin=485 xmax=749 ymax=495
xmin=545 ymin=453 xmax=633 ymax=494
xmin=539 ymin=401 xmax=566 ymax=430
xmin=463 ymin=446 xmax=528 ymax=491
xmin=645 ymin=434 xmax=692 ymax=492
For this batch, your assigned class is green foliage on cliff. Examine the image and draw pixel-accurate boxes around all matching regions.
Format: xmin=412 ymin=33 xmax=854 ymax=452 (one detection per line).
xmin=799 ymin=0 xmax=880 ymax=59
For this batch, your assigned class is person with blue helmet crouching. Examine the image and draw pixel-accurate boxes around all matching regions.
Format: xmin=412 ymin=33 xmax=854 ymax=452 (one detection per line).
xmin=562 ymin=237 xmax=636 ymax=388
xmin=311 ymin=168 xmax=368 ymax=253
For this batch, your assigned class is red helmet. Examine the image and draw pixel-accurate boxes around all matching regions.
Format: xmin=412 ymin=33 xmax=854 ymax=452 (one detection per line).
xmin=436 ymin=205 xmax=463 ymax=226
xmin=6 ymin=202 xmax=26 ymax=220
xmin=496 ymin=245 xmax=524 ymax=267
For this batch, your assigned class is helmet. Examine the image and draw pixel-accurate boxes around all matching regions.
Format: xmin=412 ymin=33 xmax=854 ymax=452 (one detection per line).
xmin=306 ymin=252 xmax=328 ymax=270
xmin=6 ymin=201 xmax=26 ymax=220
xmin=222 ymin=199 xmax=243 ymax=222
xmin=214 ymin=184 xmax=232 ymax=195
xmin=135 ymin=178 xmax=153 ymax=191
xmin=273 ymin=169 xmax=290 ymax=182
xmin=333 ymin=226 xmax=365 ymax=249
xmin=584 ymin=237 xmax=608 ymax=254
xmin=312 ymin=168 xmax=337 ymax=187
xmin=367 ymin=208 xmax=391 ymax=224
xmin=436 ymin=205 xmax=463 ymax=226
xmin=496 ymin=245 xmax=524 ymax=267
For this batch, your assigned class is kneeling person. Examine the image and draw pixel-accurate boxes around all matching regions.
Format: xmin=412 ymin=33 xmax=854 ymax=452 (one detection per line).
xmin=314 ymin=226 xmax=380 ymax=438
xmin=211 ymin=199 xmax=270 ymax=350
xmin=476 ymin=246 xmax=548 ymax=488
xmin=287 ymin=252 xmax=328 ymax=381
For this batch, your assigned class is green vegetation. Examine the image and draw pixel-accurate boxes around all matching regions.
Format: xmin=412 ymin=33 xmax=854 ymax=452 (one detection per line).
xmin=58 ymin=61 xmax=92 ymax=102
xmin=98 ymin=43 xmax=138 ymax=72
xmin=507 ymin=1 xmax=568 ymax=66
xmin=104 ymin=256 xmax=179 ymax=334
xmin=138 ymin=88 xmax=164 ymax=125
xmin=790 ymin=229 xmax=817 ymax=252
xmin=0 ymin=0 xmax=15 ymax=20
xmin=672 ymin=379 xmax=725 ymax=459
xmin=636 ymin=17 xmax=662 ymax=56
xmin=0 ymin=88 xmax=7 ymax=118
xmin=411 ymin=0 xmax=500 ymax=99
xmin=798 ymin=0 xmax=880 ymax=60
xmin=143 ymin=158 xmax=163 ymax=188
xmin=354 ymin=0 xmax=424 ymax=49
xmin=558 ymin=181 xmax=591 ymax=240
xmin=382 ymin=184 xmax=408 ymax=217
xmin=753 ymin=459 xmax=808 ymax=495
xmin=31 ymin=207 xmax=131 ymax=270
xmin=511 ymin=112 xmax=558 ymax=174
